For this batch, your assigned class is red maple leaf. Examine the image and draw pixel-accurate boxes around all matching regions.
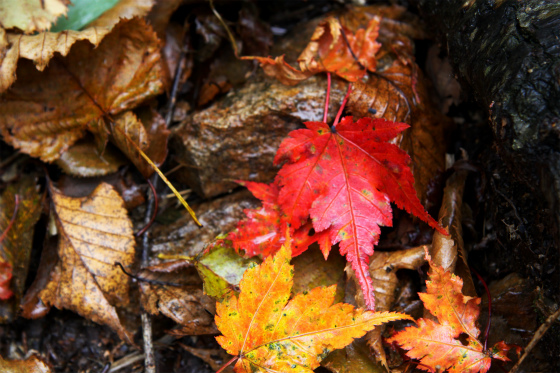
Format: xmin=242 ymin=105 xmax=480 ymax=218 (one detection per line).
xmin=273 ymin=81 xmax=446 ymax=310
xmin=228 ymin=181 xmax=331 ymax=258
xmin=230 ymin=76 xmax=445 ymax=310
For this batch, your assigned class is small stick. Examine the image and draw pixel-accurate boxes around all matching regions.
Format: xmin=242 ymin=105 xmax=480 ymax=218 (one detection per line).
xmin=471 ymin=267 xmax=491 ymax=350
xmin=508 ymin=307 xmax=560 ymax=373
xmin=0 ymin=195 xmax=20 ymax=245
xmin=136 ymin=179 xmax=158 ymax=237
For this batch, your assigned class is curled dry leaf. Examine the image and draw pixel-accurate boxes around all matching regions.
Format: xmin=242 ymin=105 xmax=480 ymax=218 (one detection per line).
xmin=215 ymin=240 xmax=411 ymax=373
xmin=0 ymin=354 xmax=51 ymax=373
xmin=243 ymin=16 xmax=380 ymax=85
xmin=0 ymin=0 xmax=154 ymax=92
xmin=0 ymin=17 xmax=164 ymax=162
xmin=0 ymin=0 xmax=68 ymax=34
xmin=38 ymin=182 xmax=135 ymax=343
xmin=0 ymin=174 xmax=43 ymax=322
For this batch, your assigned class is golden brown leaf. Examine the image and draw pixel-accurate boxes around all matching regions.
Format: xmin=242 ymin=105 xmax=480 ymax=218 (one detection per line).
xmin=39 ymin=182 xmax=135 ymax=343
xmin=0 ymin=17 xmax=164 ymax=161
xmin=55 ymin=139 xmax=126 ymax=177
xmin=321 ymin=340 xmax=385 ymax=373
xmin=0 ymin=0 xmax=68 ymax=34
xmin=0 ymin=354 xmax=51 ymax=373
xmin=0 ymin=173 xmax=43 ymax=322
xmin=215 ymin=240 xmax=411 ymax=373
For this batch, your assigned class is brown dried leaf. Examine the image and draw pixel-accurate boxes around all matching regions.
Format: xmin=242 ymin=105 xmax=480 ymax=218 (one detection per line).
xmin=0 ymin=173 xmax=43 ymax=322
xmin=321 ymin=340 xmax=385 ymax=373
xmin=0 ymin=17 xmax=165 ymax=162
xmin=430 ymin=170 xmax=475 ymax=297
xmin=55 ymin=139 xmax=126 ymax=177
xmin=140 ymin=266 xmax=218 ymax=335
xmin=0 ymin=354 xmax=51 ymax=373
xmin=347 ymin=245 xmax=427 ymax=367
xmin=180 ymin=345 xmax=233 ymax=373
xmin=0 ymin=0 xmax=153 ymax=92
xmin=0 ymin=0 xmax=69 ymax=34
xmin=39 ymin=182 xmax=135 ymax=343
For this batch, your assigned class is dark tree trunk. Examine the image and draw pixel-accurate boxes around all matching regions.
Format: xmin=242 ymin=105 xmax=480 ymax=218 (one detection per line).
xmin=417 ymin=0 xmax=560 ymax=235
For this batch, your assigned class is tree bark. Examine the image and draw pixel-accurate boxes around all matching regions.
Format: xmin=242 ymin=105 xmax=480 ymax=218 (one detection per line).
xmin=417 ymin=0 xmax=560 ymax=246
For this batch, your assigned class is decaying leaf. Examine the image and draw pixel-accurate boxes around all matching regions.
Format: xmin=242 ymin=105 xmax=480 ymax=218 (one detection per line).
xmin=215 ymin=239 xmax=411 ymax=373
xmin=0 ymin=354 xmax=51 ymax=373
xmin=387 ymin=249 xmax=519 ymax=373
xmin=0 ymin=17 xmax=164 ymax=162
xmin=38 ymin=182 xmax=135 ymax=343
xmin=139 ymin=264 xmax=218 ymax=335
xmin=0 ymin=0 xmax=154 ymax=93
xmin=55 ymin=139 xmax=126 ymax=177
xmin=0 ymin=0 xmax=69 ymax=34
xmin=0 ymin=174 xmax=43 ymax=322
xmin=244 ymin=16 xmax=380 ymax=85
xmin=0 ymin=261 xmax=12 ymax=301
xmin=321 ymin=340 xmax=385 ymax=373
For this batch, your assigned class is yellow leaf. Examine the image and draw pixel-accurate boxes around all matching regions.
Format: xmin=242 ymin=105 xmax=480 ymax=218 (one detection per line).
xmin=39 ymin=182 xmax=135 ymax=343
xmin=0 ymin=354 xmax=51 ymax=373
xmin=0 ymin=0 xmax=69 ymax=34
xmin=215 ymin=238 xmax=411 ymax=373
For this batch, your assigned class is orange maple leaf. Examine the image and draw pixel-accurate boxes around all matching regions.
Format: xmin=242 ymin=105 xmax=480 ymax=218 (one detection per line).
xmin=215 ymin=236 xmax=411 ymax=373
xmin=387 ymin=249 xmax=520 ymax=373
xmin=242 ymin=16 xmax=380 ymax=85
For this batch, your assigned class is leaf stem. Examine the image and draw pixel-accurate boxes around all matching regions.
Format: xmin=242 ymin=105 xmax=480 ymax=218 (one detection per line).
xmin=333 ymin=84 xmax=352 ymax=128
xmin=216 ymin=356 xmax=238 ymax=373
xmin=323 ymin=73 xmax=331 ymax=123
xmin=471 ymin=267 xmax=491 ymax=350
xmin=136 ymin=178 xmax=158 ymax=237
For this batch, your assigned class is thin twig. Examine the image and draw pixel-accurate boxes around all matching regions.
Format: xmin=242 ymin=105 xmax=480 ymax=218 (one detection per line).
xmin=136 ymin=179 xmax=158 ymax=237
xmin=508 ymin=307 xmax=560 ymax=373
xmin=471 ymin=267 xmax=491 ymax=350
xmin=165 ymin=33 xmax=188 ymax=127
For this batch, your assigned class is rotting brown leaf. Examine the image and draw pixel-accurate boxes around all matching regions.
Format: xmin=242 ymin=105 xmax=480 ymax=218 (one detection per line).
xmin=38 ymin=182 xmax=135 ymax=343
xmin=349 ymin=245 xmax=427 ymax=367
xmin=0 ymin=0 xmax=69 ymax=34
xmin=321 ymin=340 xmax=385 ymax=373
xmin=0 ymin=173 xmax=43 ymax=322
xmin=0 ymin=17 xmax=165 ymax=162
xmin=139 ymin=265 xmax=218 ymax=335
xmin=111 ymin=108 xmax=170 ymax=178
xmin=0 ymin=354 xmax=51 ymax=373
xmin=55 ymin=139 xmax=127 ymax=177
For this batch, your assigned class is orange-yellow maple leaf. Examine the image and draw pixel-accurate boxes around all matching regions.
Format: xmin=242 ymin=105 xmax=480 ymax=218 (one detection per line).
xmin=215 ymin=237 xmax=411 ymax=373
xmin=387 ymin=249 xmax=520 ymax=373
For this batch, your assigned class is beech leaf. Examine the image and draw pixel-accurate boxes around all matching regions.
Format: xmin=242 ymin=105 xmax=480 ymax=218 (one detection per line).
xmin=0 ymin=0 xmax=69 ymax=34
xmin=0 ymin=17 xmax=164 ymax=162
xmin=215 ymin=238 xmax=411 ymax=373
xmin=38 ymin=182 xmax=135 ymax=343
xmin=387 ymin=249 xmax=519 ymax=373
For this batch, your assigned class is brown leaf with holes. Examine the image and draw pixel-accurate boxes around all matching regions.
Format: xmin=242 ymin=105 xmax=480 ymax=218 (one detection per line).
xmin=0 ymin=17 xmax=164 ymax=162
xmin=0 ymin=173 xmax=43 ymax=322
xmin=38 ymin=182 xmax=135 ymax=343
xmin=0 ymin=354 xmax=51 ymax=373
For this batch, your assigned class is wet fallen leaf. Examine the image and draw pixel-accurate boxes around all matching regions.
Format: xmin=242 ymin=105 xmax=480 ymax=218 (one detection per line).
xmin=111 ymin=109 xmax=170 ymax=178
xmin=139 ymin=265 xmax=218 ymax=335
xmin=245 ymin=16 xmax=380 ymax=84
xmin=38 ymin=182 xmax=135 ymax=343
xmin=0 ymin=17 xmax=164 ymax=162
xmin=0 ymin=261 xmax=12 ymax=301
xmin=180 ymin=344 xmax=234 ymax=373
xmin=215 ymin=240 xmax=411 ymax=372
xmin=321 ymin=340 xmax=385 ymax=373
xmin=347 ymin=245 xmax=427 ymax=367
xmin=0 ymin=174 xmax=43 ymax=322
xmin=0 ymin=354 xmax=51 ymax=373
xmin=430 ymin=169 xmax=476 ymax=297
xmin=55 ymin=138 xmax=126 ymax=177
xmin=0 ymin=0 xmax=68 ymax=34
